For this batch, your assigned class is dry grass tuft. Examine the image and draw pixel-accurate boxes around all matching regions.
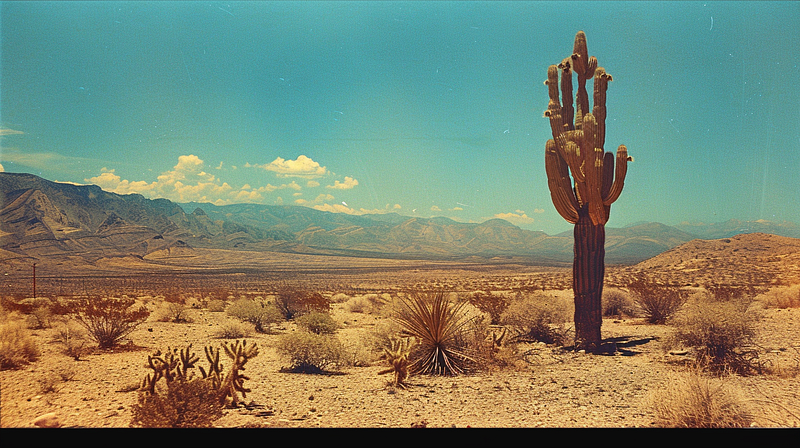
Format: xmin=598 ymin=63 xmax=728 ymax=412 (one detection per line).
xmin=0 ymin=320 xmax=40 ymax=369
xmin=650 ymin=368 xmax=752 ymax=428
xmin=756 ymin=284 xmax=800 ymax=309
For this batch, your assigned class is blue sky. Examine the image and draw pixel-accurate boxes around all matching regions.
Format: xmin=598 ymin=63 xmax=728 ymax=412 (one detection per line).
xmin=1 ymin=1 xmax=798 ymax=235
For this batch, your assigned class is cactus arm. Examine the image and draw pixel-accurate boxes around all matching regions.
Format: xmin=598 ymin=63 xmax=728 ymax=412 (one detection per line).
xmin=603 ymin=145 xmax=631 ymax=205
xmin=545 ymin=139 xmax=580 ymax=223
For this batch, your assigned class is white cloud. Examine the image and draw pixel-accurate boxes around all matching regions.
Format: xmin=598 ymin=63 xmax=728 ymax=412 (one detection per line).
xmin=430 ymin=205 xmax=442 ymax=212
xmin=450 ymin=206 xmax=463 ymax=211
xmin=0 ymin=163 xmax=4 ymax=172
xmin=295 ymin=193 xmax=335 ymax=206
xmin=0 ymin=128 xmax=24 ymax=136
xmin=533 ymin=208 xmax=545 ymax=214
xmin=493 ymin=212 xmax=535 ymax=225
xmin=307 ymin=180 xmax=320 ymax=188
xmin=326 ymin=176 xmax=358 ymax=190
xmin=86 ymin=155 xmax=263 ymax=205
xmin=248 ymin=155 xmax=328 ymax=178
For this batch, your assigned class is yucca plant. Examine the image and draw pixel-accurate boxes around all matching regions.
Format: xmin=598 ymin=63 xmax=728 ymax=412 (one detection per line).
xmin=392 ymin=292 xmax=476 ymax=376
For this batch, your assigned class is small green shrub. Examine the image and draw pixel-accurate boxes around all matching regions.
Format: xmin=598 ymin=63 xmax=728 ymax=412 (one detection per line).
xmin=225 ymin=298 xmax=283 ymax=333
xmin=0 ymin=320 xmax=40 ymax=369
xmin=500 ymin=292 xmax=572 ymax=345
xmin=295 ymin=311 xmax=339 ymax=334
xmin=206 ymin=299 xmax=227 ymax=312
xmin=275 ymin=331 xmax=346 ymax=374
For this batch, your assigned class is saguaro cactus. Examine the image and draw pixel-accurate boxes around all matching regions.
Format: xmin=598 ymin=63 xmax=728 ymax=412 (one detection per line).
xmin=543 ymin=31 xmax=632 ymax=352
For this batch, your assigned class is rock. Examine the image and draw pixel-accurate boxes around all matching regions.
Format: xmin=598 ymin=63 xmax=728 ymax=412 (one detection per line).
xmin=32 ymin=412 xmax=61 ymax=428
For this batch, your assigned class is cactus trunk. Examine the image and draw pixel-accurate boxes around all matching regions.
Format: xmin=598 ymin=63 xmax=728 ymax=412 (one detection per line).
xmin=572 ymin=206 xmax=604 ymax=352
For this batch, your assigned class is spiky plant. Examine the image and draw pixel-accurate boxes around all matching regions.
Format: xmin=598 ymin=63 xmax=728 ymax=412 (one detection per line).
xmin=392 ymin=292 xmax=476 ymax=376
xmin=378 ymin=337 xmax=414 ymax=388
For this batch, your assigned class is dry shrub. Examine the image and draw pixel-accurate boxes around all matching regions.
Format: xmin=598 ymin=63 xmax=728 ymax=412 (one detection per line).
xmin=500 ymin=291 xmax=572 ymax=345
xmin=627 ymin=276 xmax=688 ymax=324
xmin=52 ymin=321 xmax=87 ymax=360
xmin=466 ymin=291 xmax=509 ymax=325
xmin=602 ymin=287 xmax=636 ymax=317
xmin=131 ymin=378 xmax=223 ymax=428
xmin=213 ymin=320 xmax=253 ymax=339
xmin=154 ymin=302 xmax=194 ymax=323
xmin=650 ymin=368 xmax=752 ymax=428
xmin=68 ymin=297 xmax=150 ymax=349
xmin=667 ymin=297 xmax=760 ymax=374
xmin=294 ymin=311 xmax=339 ymax=334
xmin=275 ymin=331 xmax=346 ymax=373
xmin=274 ymin=287 xmax=330 ymax=320
xmin=225 ymin=298 xmax=283 ymax=333
xmin=756 ymin=284 xmax=800 ymax=309
xmin=330 ymin=293 xmax=351 ymax=304
xmin=0 ymin=320 xmax=40 ymax=369
xmin=205 ymin=299 xmax=227 ymax=312
xmin=344 ymin=295 xmax=374 ymax=314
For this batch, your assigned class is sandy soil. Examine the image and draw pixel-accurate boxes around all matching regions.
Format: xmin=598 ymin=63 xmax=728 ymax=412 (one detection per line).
xmin=2 ymin=294 xmax=799 ymax=429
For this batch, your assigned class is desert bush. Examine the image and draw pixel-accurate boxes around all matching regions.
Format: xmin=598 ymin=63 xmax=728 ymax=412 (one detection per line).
xmin=602 ymin=287 xmax=636 ymax=317
xmin=756 ymin=284 xmax=800 ymax=309
xmin=225 ymin=298 xmax=283 ymax=333
xmin=154 ymin=302 xmax=194 ymax=323
xmin=500 ymin=292 xmax=572 ymax=345
xmin=705 ymin=284 xmax=760 ymax=302
xmin=205 ymin=299 xmax=227 ymax=312
xmin=53 ymin=321 xmax=87 ymax=360
xmin=213 ymin=320 xmax=253 ymax=339
xmin=0 ymin=320 xmax=40 ymax=369
xmin=627 ymin=277 xmax=688 ymax=324
xmin=667 ymin=297 xmax=761 ymax=374
xmin=132 ymin=377 xmax=223 ymax=428
xmin=275 ymin=331 xmax=347 ymax=373
xmin=392 ymin=291 xmax=478 ymax=376
xmin=650 ymin=368 xmax=752 ymax=428
xmin=344 ymin=295 xmax=374 ymax=314
xmin=68 ymin=296 xmax=150 ymax=349
xmin=330 ymin=293 xmax=351 ymax=304
xmin=294 ymin=311 xmax=339 ymax=335
xmin=19 ymin=298 xmax=56 ymax=329
xmin=273 ymin=287 xmax=330 ymax=320
xmin=466 ymin=291 xmax=509 ymax=325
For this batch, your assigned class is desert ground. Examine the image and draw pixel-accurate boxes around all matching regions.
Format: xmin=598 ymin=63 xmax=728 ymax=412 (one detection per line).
xmin=1 ymin=249 xmax=799 ymax=429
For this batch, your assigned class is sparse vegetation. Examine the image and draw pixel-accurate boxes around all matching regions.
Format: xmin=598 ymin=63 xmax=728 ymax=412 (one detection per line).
xmin=756 ymin=284 xmax=800 ymax=309
xmin=154 ymin=302 xmax=194 ymax=323
xmin=294 ymin=310 xmax=339 ymax=334
xmin=213 ymin=320 xmax=253 ymax=339
xmin=500 ymin=292 xmax=572 ymax=345
xmin=276 ymin=331 xmax=347 ymax=374
xmin=273 ymin=287 xmax=330 ymax=320
xmin=52 ymin=321 xmax=87 ymax=360
xmin=602 ymin=287 xmax=636 ymax=317
xmin=650 ymin=368 xmax=752 ymax=428
xmin=466 ymin=291 xmax=509 ymax=325
xmin=68 ymin=296 xmax=150 ymax=349
xmin=667 ymin=296 xmax=761 ymax=374
xmin=627 ymin=277 xmax=687 ymax=324
xmin=225 ymin=298 xmax=283 ymax=333
xmin=0 ymin=320 xmax=40 ymax=369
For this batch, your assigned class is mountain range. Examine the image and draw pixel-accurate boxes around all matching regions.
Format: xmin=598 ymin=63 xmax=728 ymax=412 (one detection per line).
xmin=2 ymin=172 xmax=798 ymax=270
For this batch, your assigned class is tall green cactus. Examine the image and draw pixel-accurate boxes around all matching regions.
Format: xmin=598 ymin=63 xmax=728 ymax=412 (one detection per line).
xmin=543 ymin=31 xmax=632 ymax=352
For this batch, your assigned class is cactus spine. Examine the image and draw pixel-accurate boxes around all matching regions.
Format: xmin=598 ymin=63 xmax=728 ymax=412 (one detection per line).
xmin=543 ymin=31 xmax=632 ymax=352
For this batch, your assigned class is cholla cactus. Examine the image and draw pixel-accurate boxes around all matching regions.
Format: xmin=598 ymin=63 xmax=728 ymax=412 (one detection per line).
xmin=378 ymin=337 xmax=414 ymax=388
xmin=140 ymin=345 xmax=200 ymax=394
xmin=543 ymin=31 xmax=632 ymax=352
xmin=200 ymin=339 xmax=259 ymax=407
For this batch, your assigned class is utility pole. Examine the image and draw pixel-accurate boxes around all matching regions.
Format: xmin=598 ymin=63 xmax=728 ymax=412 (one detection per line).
xmin=32 ymin=263 xmax=37 ymax=299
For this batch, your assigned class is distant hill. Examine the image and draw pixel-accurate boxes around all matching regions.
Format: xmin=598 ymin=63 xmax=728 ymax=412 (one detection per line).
xmin=673 ymin=219 xmax=800 ymax=239
xmin=3 ymin=172 xmax=798 ymax=271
